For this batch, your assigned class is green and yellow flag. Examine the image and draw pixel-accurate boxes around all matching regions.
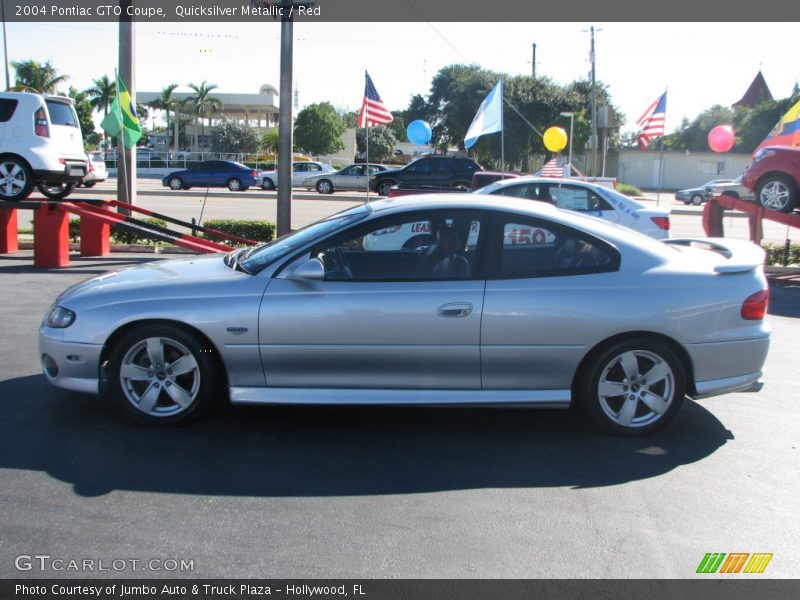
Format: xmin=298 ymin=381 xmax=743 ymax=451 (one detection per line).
xmin=100 ymin=74 xmax=142 ymax=148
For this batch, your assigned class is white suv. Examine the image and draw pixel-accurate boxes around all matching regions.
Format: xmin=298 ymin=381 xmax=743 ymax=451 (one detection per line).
xmin=0 ymin=92 xmax=87 ymax=201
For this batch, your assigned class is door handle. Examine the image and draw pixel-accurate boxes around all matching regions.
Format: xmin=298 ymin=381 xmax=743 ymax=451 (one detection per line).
xmin=437 ymin=302 xmax=473 ymax=318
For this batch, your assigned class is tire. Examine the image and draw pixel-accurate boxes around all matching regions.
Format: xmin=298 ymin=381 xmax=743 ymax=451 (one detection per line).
xmin=377 ymin=179 xmax=395 ymax=197
xmin=263 ymin=178 xmax=275 ymax=191
xmin=0 ymin=157 xmax=34 ymax=201
xmin=757 ymin=174 xmax=797 ymax=213
xmin=690 ymin=194 xmax=703 ymax=205
xmin=169 ymin=177 xmax=184 ymax=191
xmin=83 ymin=181 xmax=97 ymax=188
xmin=37 ymin=181 xmax=75 ymax=200
xmin=578 ymin=338 xmax=686 ymax=435
xmin=227 ymin=178 xmax=242 ymax=192
xmin=453 ymin=181 xmax=471 ymax=192
xmin=316 ymin=179 xmax=334 ymax=194
xmin=107 ymin=324 xmax=219 ymax=425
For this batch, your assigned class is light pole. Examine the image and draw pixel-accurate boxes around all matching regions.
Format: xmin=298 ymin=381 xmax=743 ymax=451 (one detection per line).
xmin=560 ymin=111 xmax=574 ymax=176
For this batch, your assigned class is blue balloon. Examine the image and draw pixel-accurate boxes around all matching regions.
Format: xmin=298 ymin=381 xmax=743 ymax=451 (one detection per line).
xmin=407 ymin=120 xmax=432 ymax=145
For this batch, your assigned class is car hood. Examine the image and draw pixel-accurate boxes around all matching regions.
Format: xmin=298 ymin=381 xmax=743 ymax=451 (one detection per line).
xmin=56 ymin=254 xmax=248 ymax=305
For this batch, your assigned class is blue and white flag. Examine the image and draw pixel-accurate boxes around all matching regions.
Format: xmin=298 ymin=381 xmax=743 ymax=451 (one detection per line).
xmin=464 ymin=80 xmax=503 ymax=149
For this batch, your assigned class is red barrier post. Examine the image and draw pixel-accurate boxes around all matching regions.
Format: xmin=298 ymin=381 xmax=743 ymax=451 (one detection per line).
xmin=702 ymin=197 xmax=725 ymax=237
xmin=80 ymin=216 xmax=110 ymax=257
xmin=33 ymin=204 xmax=69 ymax=267
xmin=749 ymin=204 xmax=764 ymax=245
xmin=0 ymin=206 xmax=19 ymax=254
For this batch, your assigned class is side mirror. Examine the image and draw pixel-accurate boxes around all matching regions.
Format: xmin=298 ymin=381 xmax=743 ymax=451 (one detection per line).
xmin=279 ymin=257 xmax=325 ymax=281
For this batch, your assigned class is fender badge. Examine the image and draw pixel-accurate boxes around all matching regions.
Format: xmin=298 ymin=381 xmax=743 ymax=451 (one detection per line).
xmin=226 ymin=327 xmax=248 ymax=335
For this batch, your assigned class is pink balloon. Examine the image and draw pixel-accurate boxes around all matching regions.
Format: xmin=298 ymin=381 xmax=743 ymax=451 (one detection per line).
xmin=708 ymin=125 xmax=735 ymax=153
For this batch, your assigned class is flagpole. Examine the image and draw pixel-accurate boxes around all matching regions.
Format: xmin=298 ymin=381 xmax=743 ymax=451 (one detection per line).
xmin=365 ymin=121 xmax=370 ymax=200
xmin=500 ymin=78 xmax=505 ymax=177
xmin=656 ymin=86 xmax=668 ymax=206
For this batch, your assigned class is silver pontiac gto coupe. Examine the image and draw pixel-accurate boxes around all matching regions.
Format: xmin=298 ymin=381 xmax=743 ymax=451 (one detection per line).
xmin=39 ymin=195 xmax=771 ymax=435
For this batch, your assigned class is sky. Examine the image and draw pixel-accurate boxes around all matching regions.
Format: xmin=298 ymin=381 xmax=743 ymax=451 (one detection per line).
xmin=3 ymin=21 xmax=799 ymax=135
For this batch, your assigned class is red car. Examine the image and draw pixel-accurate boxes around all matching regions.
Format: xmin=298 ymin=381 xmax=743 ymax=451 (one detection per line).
xmin=742 ymin=146 xmax=800 ymax=213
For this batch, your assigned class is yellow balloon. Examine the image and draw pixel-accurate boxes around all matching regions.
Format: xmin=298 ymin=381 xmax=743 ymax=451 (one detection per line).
xmin=543 ymin=126 xmax=568 ymax=153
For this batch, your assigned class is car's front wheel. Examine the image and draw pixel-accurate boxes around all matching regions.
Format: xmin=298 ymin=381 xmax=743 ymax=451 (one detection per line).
xmin=757 ymin=174 xmax=797 ymax=213
xmin=0 ymin=157 xmax=34 ymax=201
xmin=316 ymin=179 xmax=334 ymax=194
xmin=107 ymin=324 xmax=219 ymax=425
xmin=83 ymin=181 xmax=97 ymax=188
xmin=690 ymin=194 xmax=703 ymax=205
xmin=578 ymin=339 xmax=686 ymax=435
xmin=37 ymin=182 xmax=75 ymax=200
xmin=377 ymin=180 xmax=395 ymax=196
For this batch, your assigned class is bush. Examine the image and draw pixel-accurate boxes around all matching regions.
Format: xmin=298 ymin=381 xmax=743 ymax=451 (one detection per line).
xmin=616 ymin=183 xmax=643 ymax=197
xmin=69 ymin=218 xmax=80 ymax=242
xmin=111 ymin=218 xmax=168 ymax=245
xmin=762 ymin=242 xmax=800 ymax=267
xmin=203 ymin=219 xmax=276 ymax=244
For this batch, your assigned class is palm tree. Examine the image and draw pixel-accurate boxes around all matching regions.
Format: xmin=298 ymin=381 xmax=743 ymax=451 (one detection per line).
xmin=188 ymin=80 xmax=222 ymax=146
xmin=10 ymin=59 xmax=68 ymax=94
xmin=148 ymin=83 xmax=180 ymax=150
xmin=86 ymin=75 xmax=116 ymax=155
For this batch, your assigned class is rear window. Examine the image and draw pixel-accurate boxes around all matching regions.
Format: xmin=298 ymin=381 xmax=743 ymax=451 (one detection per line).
xmin=0 ymin=99 xmax=18 ymax=122
xmin=45 ymin=100 xmax=78 ymax=127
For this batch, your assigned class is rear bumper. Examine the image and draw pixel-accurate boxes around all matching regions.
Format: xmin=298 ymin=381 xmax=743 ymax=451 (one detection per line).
xmin=687 ymin=335 xmax=770 ymax=399
xmin=33 ymin=162 xmax=87 ymax=184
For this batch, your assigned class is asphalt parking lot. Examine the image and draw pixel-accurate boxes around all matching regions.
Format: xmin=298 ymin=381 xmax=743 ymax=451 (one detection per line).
xmin=0 ymin=250 xmax=798 ymax=579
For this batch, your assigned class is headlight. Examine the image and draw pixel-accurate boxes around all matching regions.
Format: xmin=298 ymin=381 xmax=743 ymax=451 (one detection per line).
xmin=45 ymin=305 xmax=76 ymax=328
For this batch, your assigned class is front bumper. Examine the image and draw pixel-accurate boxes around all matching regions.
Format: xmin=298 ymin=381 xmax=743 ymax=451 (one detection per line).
xmin=39 ymin=332 xmax=102 ymax=394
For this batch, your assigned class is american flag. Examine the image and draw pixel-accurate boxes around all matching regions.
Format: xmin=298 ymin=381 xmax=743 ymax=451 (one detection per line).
xmin=538 ymin=156 xmax=568 ymax=178
xmin=357 ymin=72 xmax=393 ymax=127
xmin=636 ymin=91 xmax=667 ymax=149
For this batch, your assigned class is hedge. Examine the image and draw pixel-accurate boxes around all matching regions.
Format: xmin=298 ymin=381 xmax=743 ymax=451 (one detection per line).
xmin=763 ymin=242 xmax=800 ymax=267
xmin=111 ymin=218 xmax=169 ymax=245
xmin=203 ymin=219 xmax=276 ymax=244
xmin=616 ymin=183 xmax=643 ymax=197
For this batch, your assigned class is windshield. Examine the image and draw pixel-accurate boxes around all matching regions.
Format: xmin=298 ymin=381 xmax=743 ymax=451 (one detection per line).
xmin=239 ymin=204 xmax=372 ymax=273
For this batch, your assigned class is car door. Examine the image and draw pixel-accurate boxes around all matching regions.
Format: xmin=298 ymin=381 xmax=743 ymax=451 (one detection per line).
xmin=259 ymin=209 xmax=488 ymax=390
xmin=545 ymin=182 xmax=619 ymax=224
xmin=292 ymin=163 xmax=313 ymax=186
xmin=401 ymin=158 xmax=433 ymax=187
xmin=336 ymin=164 xmax=365 ymax=190
xmin=480 ymin=212 xmax=621 ymax=392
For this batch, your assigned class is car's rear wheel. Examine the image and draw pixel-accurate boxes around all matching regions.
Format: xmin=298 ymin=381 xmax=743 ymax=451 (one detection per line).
xmin=263 ymin=178 xmax=275 ymax=190
xmin=579 ymin=339 xmax=686 ymax=435
xmin=168 ymin=177 xmax=184 ymax=191
xmin=377 ymin=180 xmax=395 ymax=196
xmin=757 ymin=174 xmax=797 ymax=213
xmin=0 ymin=157 xmax=34 ymax=201
xmin=316 ymin=179 xmax=334 ymax=194
xmin=37 ymin=182 xmax=75 ymax=200
xmin=453 ymin=181 xmax=471 ymax=191
xmin=83 ymin=181 xmax=97 ymax=188
xmin=227 ymin=178 xmax=243 ymax=192
xmin=690 ymin=194 xmax=703 ymax=205
xmin=107 ymin=324 xmax=218 ymax=425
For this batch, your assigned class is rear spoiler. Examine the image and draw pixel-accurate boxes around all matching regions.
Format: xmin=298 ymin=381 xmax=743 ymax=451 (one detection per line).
xmin=664 ymin=238 xmax=766 ymax=274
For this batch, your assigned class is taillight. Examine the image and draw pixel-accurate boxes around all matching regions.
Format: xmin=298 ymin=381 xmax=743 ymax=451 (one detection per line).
xmin=651 ymin=216 xmax=671 ymax=231
xmin=34 ymin=107 xmax=49 ymax=137
xmin=741 ymin=289 xmax=769 ymax=320
xmin=251 ymin=170 xmax=258 ymax=178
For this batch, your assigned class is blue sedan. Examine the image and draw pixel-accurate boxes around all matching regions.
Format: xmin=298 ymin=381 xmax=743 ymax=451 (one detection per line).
xmin=162 ymin=160 xmax=261 ymax=192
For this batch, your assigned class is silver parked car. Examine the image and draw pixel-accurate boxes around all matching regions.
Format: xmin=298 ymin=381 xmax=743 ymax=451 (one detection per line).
xmin=302 ymin=163 xmax=388 ymax=194
xmin=675 ymin=179 xmax=733 ymax=205
xmin=261 ymin=161 xmax=336 ymax=190
xmin=39 ymin=196 xmax=770 ymax=435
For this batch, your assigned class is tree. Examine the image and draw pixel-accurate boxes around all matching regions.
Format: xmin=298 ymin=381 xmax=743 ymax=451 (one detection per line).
xmin=86 ymin=75 xmax=116 ymax=154
xmin=663 ymin=105 xmax=734 ymax=152
xmin=260 ymin=129 xmax=279 ymax=155
xmin=356 ymin=126 xmax=397 ymax=161
xmin=10 ymin=59 xmax=68 ymax=94
xmin=294 ymin=102 xmax=346 ymax=157
xmin=210 ymin=119 xmax=260 ymax=154
xmin=148 ymin=83 xmax=180 ymax=149
xmin=187 ymin=80 xmax=223 ymax=141
xmin=67 ymin=86 xmax=98 ymax=147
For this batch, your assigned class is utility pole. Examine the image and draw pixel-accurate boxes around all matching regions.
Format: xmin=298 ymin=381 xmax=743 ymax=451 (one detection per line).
xmin=531 ymin=43 xmax=536 ymax=78
xmin=118 ymin=1 xmax=135 ymax=208
xmin=589 ymin=26 xmax=597 ymax=177
xmin=276 ymin=0 xmax=294 ymax=237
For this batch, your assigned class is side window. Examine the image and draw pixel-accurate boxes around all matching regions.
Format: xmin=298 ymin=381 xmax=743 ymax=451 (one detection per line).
xmin=548 ymin=185 xmax=613 ymax=212
xmin=408 ymin=160 xmax=433 ymax=175
xmin=313 ymin=211 xmax=484 ymax=281
xmin=341 ymin=165 xmax=359 ymax=176
xmin=0 ymin=99 xmax=18 ymax=122
xmin=307 ymin=163 xmax=322 ymax=172
xmin=491 ymin=216 xmax=619 ymax=279
xmin=435 ymin=158 xmax=455 ymax=173
xmin=367 ymin=165 xmax=383 ymax=175
xmin=458 ymin=160 xmax=479 ymax=174
xmin=293 ymin=163 xmax=306 ymax=172
xmin=492 ymin=183 xmax=549 ymax=201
